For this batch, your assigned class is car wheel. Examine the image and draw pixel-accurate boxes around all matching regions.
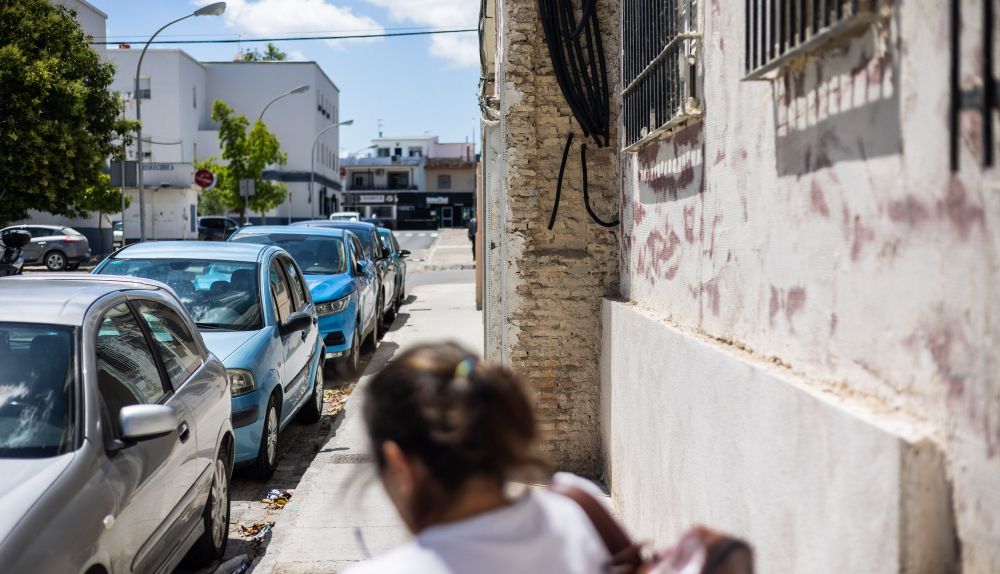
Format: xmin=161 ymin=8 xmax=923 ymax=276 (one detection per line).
xmin=337 ymin=324 xmax=361 ymax=378
xmin=253 ymin=396 xmax=280 ymax=479
xmin=44 ymin=251 xmax=67 ymax=271
xmin=185 ymin=448 xmax=230 ymax=566
xmin=298 ymin=363 xmax=323 ymax=424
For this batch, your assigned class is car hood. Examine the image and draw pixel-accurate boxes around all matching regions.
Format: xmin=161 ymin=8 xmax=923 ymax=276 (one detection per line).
xmin=201 ymin=330 xmax=262 ymax=363
xmin=0 ymin=453 xmax=75 ymax=542
xmin=304 ymin=274 xmax=353 ymax=302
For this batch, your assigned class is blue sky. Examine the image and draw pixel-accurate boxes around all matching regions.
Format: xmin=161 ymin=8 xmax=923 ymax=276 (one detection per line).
xmin=90 ymin=0 xmax=480 ymax=155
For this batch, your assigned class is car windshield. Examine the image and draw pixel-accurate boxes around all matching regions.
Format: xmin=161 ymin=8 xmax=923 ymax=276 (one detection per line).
xmin=0 ymin=323 xmax=75 ymax=458
xmin=330 ymin=214 xmax=358 ymax=221
xmin=99 ymin=259 xmax=263 ymax=331
xmin=112 ymin=222 xmax=123 ymax=232
xmin=377 ymin=230 xmax=393 ymax=253
xmin=231 ymin=233 xmax=347 ymax=275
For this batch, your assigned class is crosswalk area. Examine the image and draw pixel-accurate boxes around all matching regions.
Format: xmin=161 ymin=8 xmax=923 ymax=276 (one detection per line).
xmin=396 ymin=231 xmax=440 ymax=238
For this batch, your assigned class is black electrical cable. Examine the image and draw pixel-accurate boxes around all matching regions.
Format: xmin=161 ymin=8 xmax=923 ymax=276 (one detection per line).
xmin=538 ymin=0 xmax=618 ymax=228
xmin=90 ymin=28 xmax=476 ymax=46
xmin=580 ymin=143 xmax=618 ymax=227
xmin=548 ymin=133 xmax=575 ymax=230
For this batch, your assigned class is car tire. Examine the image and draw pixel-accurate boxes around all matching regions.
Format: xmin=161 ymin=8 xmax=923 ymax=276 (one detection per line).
xmin=253 ymin=396 xmax=280 ymax=479
xmin=364 ymin=296 xmax=382 ymax=352
xmin=185 ymin=447 xmax=230 ymax=566
xmin=336 ymin=325 xmax=360 ymax=378
xmin=298 ymin=363 xmax=324 ymax=424
xmin=44 ymin=251 xmax=67 ymax=271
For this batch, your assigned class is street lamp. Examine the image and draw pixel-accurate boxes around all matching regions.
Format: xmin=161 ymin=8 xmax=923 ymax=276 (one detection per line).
xmin=257 ymin=84 xmax=310 ymax=123
xmin=135 ymin=2 xmax=226 ymax=242
xmin=301 ymin=119 xmax=353 ymax=222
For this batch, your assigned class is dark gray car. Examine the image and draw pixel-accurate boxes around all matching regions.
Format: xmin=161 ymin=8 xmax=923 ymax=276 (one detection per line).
xmin=0 ymin=225 xmax=92 ymax=271
xmin=0 ymin=275 xmax=234 ymax=573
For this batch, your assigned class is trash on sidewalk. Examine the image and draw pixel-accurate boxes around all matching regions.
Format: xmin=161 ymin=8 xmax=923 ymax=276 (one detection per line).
xmin=213 ymin=553 xmax=251 ymax=574
xmin=323 ymin=386 xmax=352 ymax=410
xmin=239 ymin=520 xmax=274 ymax=539
xmin=262 ymin=489 xmax=292 ymax=509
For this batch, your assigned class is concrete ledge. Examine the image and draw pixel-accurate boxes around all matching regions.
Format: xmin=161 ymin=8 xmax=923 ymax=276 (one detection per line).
xmin=600 ymin=299 xmax=957 ymax=573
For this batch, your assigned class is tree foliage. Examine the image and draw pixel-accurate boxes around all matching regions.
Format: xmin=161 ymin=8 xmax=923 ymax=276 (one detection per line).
xmin=0 ymin=0 xmax=132 ymax=225
xmin=237 ymin=43 xmax=288 ymax=62
xmin=208 ymin=100 xmax=287 ymax=223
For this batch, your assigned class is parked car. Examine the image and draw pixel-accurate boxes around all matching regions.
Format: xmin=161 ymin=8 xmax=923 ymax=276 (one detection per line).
xmin=328 ymin=211 xmax=361 ymax=222
xmin=112 ymin=220 xmax=123 ymax=249
xmin=0 ymin=228 xmax=30 ymax=276
xmin=376 ymin=227 xmax=410 ymax=317
xmin=94 ymin=241 xmax=324 ymax=477
xmin=360 ymin=216 xmax=383 ymax=228
xmin=0 ymin=224 xmax=91 ymax=271
xmin=198 ymin=216 xmax=240 ymax=241
xmin=0 ymin=274 xmax=234 ymax=572
xmin=292 ymin=220 xmax=395 ymax=324
xmin=228 ymin=226 xmax=379 ymax=376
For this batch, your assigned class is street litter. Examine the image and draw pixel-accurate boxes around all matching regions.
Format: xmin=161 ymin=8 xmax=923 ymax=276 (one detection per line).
xmin=213 ymin=554 xmax=250 ymax=574
xmin=239 ymin=521 xmax=274 ymax=538
xmin=262 ymin=489 xmax=292 ymax=508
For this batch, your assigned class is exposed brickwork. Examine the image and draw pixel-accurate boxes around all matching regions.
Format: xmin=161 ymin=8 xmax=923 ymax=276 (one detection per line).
xmin=497 ymin=0 xmax=620 ymax=475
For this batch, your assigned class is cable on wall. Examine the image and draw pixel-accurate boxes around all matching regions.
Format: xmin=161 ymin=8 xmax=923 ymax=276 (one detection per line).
xmin=538 ymin=0 xmax=618 ymax=230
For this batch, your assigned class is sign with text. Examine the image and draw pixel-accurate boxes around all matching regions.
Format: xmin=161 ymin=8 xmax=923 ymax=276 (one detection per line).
xmin=194 ymin=168 xmax=216 ymax=190
xmin=426 ymin=196 xmax=449 ymax=205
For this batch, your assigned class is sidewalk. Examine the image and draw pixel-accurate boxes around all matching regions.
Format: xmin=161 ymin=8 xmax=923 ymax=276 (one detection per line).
xmin=422 ymin=228 xmax=476 ymax=271
xmin=254 ymin=280 xmax=483 ymax=573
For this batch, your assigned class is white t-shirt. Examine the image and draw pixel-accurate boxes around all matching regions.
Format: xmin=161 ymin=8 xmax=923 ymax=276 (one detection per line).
xmin=344 ymin=475 xmax=611 ymax=574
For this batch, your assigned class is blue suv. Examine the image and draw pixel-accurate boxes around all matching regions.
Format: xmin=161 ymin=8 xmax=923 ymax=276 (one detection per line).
xmin=94 ymin=241 xmax=325 ymax=478
xmin=228 ymin=226 xmax=379 ymax=376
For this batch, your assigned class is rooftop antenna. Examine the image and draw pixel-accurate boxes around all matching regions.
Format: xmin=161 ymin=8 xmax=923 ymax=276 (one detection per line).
xmin=377 ymin=118 xmax=383 ymax=138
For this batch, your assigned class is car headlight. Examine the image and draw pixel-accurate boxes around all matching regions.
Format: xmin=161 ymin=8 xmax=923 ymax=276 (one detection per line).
xmin=315 ymin=295 xmax=350 ymax=317
xmin=228 ymin=369 xmax=256 ymax=396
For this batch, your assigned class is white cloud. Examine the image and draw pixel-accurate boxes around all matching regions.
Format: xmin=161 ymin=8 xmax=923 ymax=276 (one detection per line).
xmin=286 ymin=49 xmax=308 ymax=61
xmin=195 ymin=0 xmax=384 ymax=47
xmin=365 ymin=0 xmax=479 ymax=68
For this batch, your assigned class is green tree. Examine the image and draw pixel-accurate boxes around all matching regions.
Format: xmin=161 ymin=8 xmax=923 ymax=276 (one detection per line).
xmin=237 ymin=43 xmax=288 ymax=62
xmin=0 ymin=0 xmax=132 ymax=226
xmin=77 ymin=173 xmax=130 ymax=254
xmin=209 ymin=100 xmax=287 ymax=225
xmin=194 ymin=157 xmax=230 ymax=216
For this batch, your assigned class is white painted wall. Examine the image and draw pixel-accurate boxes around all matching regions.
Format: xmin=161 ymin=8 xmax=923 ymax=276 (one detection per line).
xmin=612 ymin=0 xmax=999 ymax=570
xmin=55 ymin=0 xmax=106 ymax=58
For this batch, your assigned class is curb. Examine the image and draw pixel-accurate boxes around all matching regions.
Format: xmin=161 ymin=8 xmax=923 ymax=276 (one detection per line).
xmin=420 ymin=263 xmax=476 ymax=272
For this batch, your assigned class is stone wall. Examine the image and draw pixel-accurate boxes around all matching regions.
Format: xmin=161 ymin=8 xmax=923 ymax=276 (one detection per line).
xmin=489 ymin=0 xmax=620 ymax=475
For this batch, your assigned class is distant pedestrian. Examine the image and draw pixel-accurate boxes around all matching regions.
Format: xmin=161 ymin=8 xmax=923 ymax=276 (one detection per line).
xmin=467 ymin=216 xmax=477 ymax=260
xmin=345 ymin=342 xmax=610 ymax=574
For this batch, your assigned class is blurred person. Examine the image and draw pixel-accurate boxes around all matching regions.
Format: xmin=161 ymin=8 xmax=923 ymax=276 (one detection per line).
xmin=467 ymin=217 xmax=477 ymax=260
xmin=346 ymin=342 xmax=609 ymax=574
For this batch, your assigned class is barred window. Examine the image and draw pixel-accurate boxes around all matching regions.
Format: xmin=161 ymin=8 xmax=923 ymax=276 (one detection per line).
xmin=622 ymin=0 xmax=702 ymax=150
xmin=745 ymin=0 xmax=885 ymax=79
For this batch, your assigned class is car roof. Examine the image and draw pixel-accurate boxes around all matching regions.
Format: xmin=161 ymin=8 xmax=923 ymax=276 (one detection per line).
xmin=113 ymin=240 xmax=270 ymax=263
xmin=293 ymin=220 xmax=376 ymax=232
xmin=231 ymin=225 xmax=350 ymax=239
xmin=3 ymin=224 xmax=67 ymax=230
xmin=0 ymin=274 xmax=168 ymax=326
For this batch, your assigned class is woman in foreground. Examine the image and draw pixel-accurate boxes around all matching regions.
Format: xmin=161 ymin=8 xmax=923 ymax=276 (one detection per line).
xmin=345 ymin=342 xmax=610 ymax=574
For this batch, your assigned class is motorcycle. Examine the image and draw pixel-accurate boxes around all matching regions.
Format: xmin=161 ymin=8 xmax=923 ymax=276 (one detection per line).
xmin=0 ymin=229 xmax=30 ymax=277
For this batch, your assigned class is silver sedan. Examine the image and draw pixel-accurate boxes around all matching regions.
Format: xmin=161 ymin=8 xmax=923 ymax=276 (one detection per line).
xmin=0 ymin=274 xmax=234 ymax=573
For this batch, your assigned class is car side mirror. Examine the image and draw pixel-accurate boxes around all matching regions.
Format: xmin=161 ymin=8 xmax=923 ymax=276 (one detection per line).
xmin=280 ymin=310 xmax=313 ymax=336
xmin=354 ymin=260 xmax=365 ymax=275
xmin=119 ymin=404 xmax=177 ymax=442
xmin=399 ymin=249 xmax=411 ymax=258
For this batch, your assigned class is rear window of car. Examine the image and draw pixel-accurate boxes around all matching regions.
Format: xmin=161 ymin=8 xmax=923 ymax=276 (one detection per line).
xmin=61 ymin=228 xmax=82 ymax=236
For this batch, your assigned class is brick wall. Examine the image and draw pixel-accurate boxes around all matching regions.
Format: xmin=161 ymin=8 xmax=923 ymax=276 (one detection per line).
xmin=491 ymin=0 xmax=620 ymax=475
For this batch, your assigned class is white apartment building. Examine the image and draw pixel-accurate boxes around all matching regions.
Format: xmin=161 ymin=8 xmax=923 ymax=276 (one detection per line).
xmin=106 ymin=50 xmax=343 ymax=236
xmin=342 ymin=135 xmax=476 ymax=229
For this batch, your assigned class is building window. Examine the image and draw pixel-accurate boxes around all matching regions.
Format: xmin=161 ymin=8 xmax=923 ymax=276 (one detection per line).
xmin=408 ymin=147 xmax=423 ymax=158
xmin=388 ymin=172 xmax=409 ymax=189
xmin=377 ymin=147 xmax=391 ymax=158
xmin=393 ymin=147 xmax=403 ymax=157
xmin=437 ymin=174 xmax=452 ymax=189
xmin=744 ymin=0 xmax=884 ymax=79
xmin=137 ymin=77 xmax=151 ymax=99
xmin=622 ymin=0 xmax=701 ymax=150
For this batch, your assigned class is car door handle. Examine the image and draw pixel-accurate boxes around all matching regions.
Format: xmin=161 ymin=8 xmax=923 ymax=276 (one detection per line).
xmin=177 ymin=422 xmax=190 ymax=443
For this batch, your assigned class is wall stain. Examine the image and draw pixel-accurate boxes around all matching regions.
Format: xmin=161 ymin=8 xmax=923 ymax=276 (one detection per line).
xmin=850 ymin=214 xmax=876 ymax=261
xmin=810 ymin=181 xmax=831 ymax=217
xmin=938 ymin=177 xmax=985 ymax=240
xmin=887 ymin=195 xmax=929 ymax=226
xmin=683 ymin=205 xmax=696 ymax=242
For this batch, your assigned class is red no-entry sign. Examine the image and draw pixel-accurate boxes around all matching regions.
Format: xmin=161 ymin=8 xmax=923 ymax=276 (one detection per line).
xmin=195 ymin=168 xmax=216 ymax=189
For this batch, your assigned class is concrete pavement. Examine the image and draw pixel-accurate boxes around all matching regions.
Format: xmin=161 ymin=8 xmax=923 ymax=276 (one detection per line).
xmin=254 ymin=276 xmax=483 ymax=573
xmin=422 ymin=229 xmax=475 ymax=271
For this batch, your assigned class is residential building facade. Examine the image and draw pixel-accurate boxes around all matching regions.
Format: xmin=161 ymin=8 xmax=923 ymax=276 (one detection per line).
xmin=342 ymin=136 xmax=477 ymax=228
xmin=481 ymin=0 xmax=999 ymax=572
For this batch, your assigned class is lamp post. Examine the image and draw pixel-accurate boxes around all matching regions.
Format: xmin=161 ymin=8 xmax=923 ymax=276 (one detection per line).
xmin=306 ymin=119 xmax=353 ymax=221
xmin=257 ymin=84 xmax=310 ymax=123
xmin=135 ymin=2 xmax=225 ymax=242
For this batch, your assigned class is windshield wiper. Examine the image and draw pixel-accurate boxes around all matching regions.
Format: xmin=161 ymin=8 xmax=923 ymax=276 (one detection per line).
xmin=195 ymin=322 xmax=231 ymax=330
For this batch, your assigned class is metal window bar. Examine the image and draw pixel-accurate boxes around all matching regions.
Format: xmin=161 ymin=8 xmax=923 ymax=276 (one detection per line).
xmin=622 ymin=0 xmax=702 ymax=149
xmin=950 ymin=0 xmax=998 ymax=170
xmin=745 ymin=0 xmax=883 ymax=80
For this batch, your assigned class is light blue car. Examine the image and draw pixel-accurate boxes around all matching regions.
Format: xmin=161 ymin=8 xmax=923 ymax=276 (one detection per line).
xmin=93 ymin=241 xmax=325 ymax=477
xmin=227 ymin=226 xmax=379 ymax=376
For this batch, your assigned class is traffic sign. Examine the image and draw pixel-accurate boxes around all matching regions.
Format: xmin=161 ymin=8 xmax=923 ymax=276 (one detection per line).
xmin=194 ymin=168 xmax=216 ymax=190
xmin=239 ymin=179 xmax=256 ymax=197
